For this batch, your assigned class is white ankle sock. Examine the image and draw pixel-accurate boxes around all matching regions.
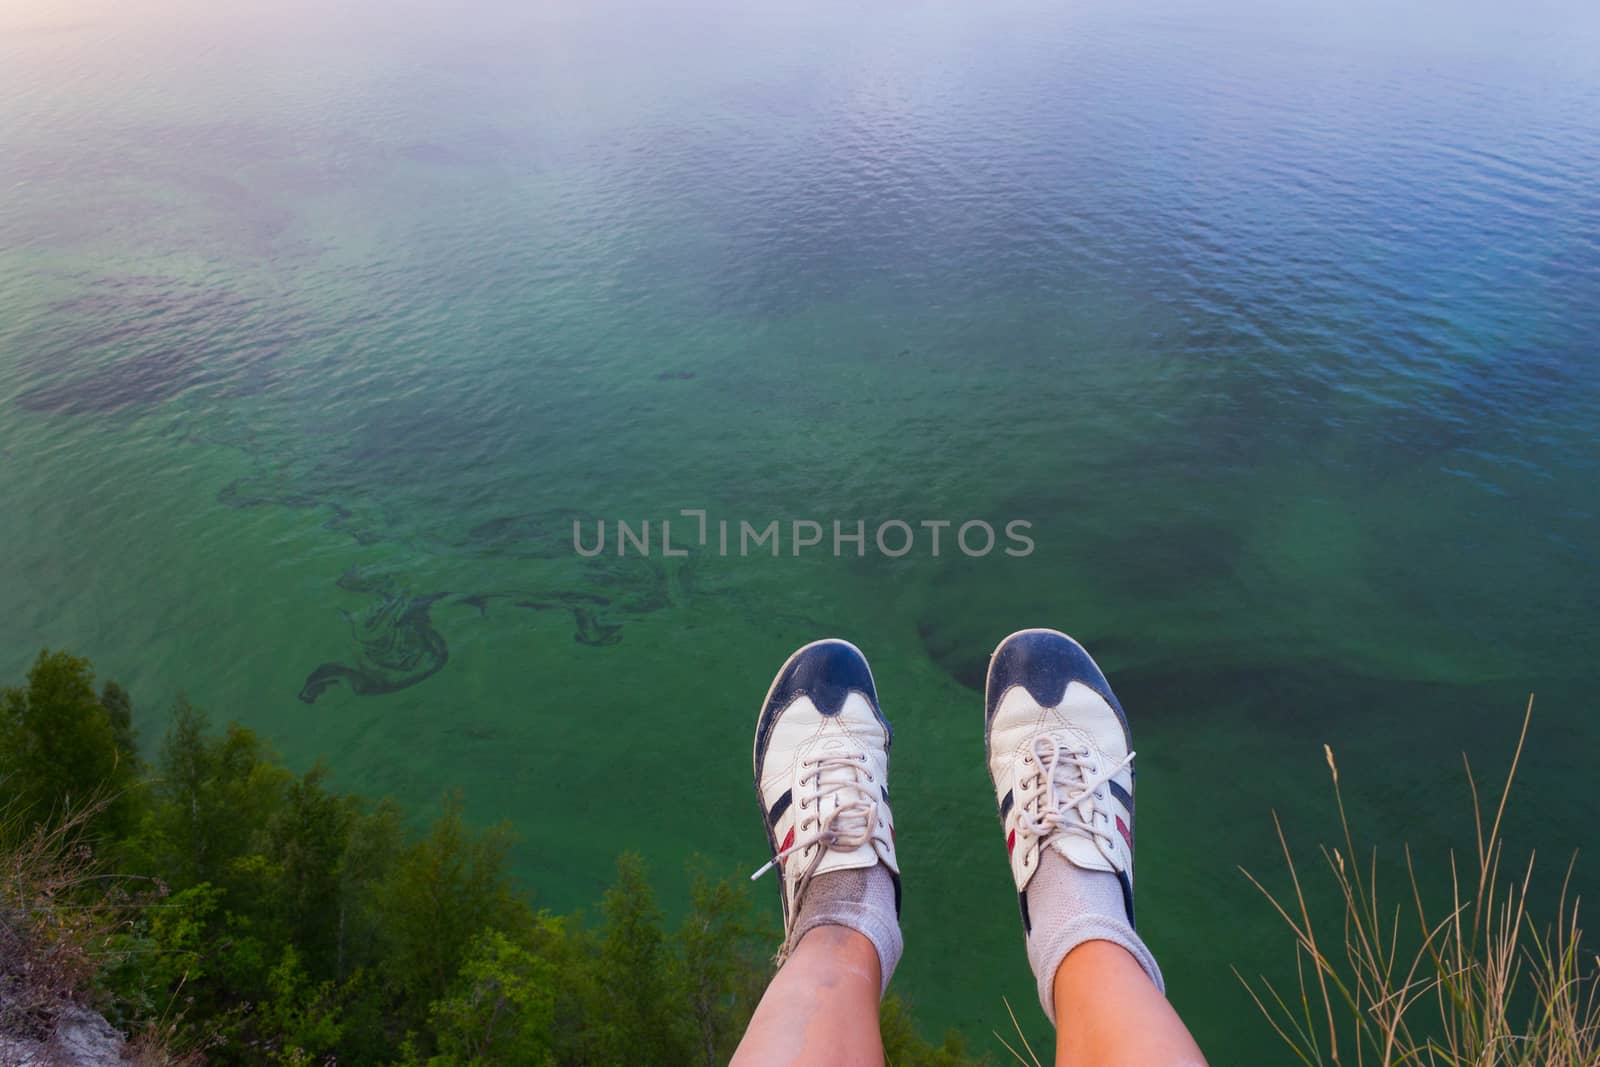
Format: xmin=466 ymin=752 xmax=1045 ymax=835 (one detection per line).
xmin=789 ymin=863 xmax=903 ymax=997
xmin=1024 ymin=848 xmax=1164 ymax=1023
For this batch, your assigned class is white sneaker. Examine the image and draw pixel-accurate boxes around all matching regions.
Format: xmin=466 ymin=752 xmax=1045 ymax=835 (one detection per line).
xmin=751 ymin=639 xmax=900 ymax=958
xmin=985 ymin=628 xmax=1139 ymax=932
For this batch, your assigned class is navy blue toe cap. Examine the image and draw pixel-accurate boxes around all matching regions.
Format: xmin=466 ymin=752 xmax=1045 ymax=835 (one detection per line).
xmin=984 ymin=629 xmax=1126 ymax=731
xmin=766 ymin=639 xmax=877 ymax=718
xmin=756 ymin=640 xmax=883 ymax=770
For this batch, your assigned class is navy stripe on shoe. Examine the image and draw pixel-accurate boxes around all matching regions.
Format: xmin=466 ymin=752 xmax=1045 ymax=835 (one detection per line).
xmin=1116 ymin=870 xmax=1136 ymax=927
xmin=999 ymin=789 xmax=1014 ymax=820
xmin=1019 ymin=890 xmax=1032 ymax=934
xmin=767 ymin=789 xmax=792 ymax=826
xmin=1108 ymin=779 xmax=1133 ymax=814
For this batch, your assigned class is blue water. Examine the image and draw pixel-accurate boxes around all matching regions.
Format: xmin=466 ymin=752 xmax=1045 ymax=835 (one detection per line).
xmin=3 ymin=0 xmax=1599 ymax=1058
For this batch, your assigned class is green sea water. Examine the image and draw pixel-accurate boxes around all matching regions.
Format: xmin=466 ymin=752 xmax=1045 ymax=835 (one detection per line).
xmin=3 ymin=0 xmax=1599 ymax=1059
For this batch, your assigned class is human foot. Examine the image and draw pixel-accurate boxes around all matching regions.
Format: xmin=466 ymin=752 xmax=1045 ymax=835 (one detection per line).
xmin=751 ymin=639 xmax=902 ymax=995
xmin=985 ymin=628 xmax=1164 ymax=1021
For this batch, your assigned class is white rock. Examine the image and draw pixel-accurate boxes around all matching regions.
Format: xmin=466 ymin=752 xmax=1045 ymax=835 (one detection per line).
xmin=0 ymin=1005 xmax=130 ymax=1067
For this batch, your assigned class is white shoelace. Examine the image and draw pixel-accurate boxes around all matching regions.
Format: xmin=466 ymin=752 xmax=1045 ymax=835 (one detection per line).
xmin=751 ymin=751 xmax=878 ymax=881
xmin=1015 ymin=732 xmax=1134 ymax=855
xmin=751 ymin=751 xmax=879 ymax=959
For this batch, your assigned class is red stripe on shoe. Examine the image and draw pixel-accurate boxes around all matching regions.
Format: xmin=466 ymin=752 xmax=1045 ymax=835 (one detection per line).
xmin=1115 ymin=814 xmax=1133 ymax=852
xmin=1006 ymin=829 xmax=1016 ymax=855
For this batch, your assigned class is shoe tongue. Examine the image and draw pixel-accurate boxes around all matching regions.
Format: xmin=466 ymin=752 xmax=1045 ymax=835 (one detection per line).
xmin=808 ymin=747 xmax=880 ymax=876
xmin=812 ymin=787 xmax=879 ymax=877
xmin=813 ymin=845 xmax=879 ymax=877
xmin=1051 ymin=834 xmax=1114 ymax=873
xmin=1034 ymin=742 xmax=1115 ymax=873
xmin=812 ymin=735 xmax=871 ymax=788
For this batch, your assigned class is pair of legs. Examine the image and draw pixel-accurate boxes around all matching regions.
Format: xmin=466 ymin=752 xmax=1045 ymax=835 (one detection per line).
xmin=731 ymin=630 xmax=1207 ymax=1067
xmin=736 ymin=932 xmax=1198 ymax=1067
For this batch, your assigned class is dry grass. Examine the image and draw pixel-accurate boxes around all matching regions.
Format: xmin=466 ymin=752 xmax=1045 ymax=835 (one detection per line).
xmin=1237 ymin=696 xmax=1600 ymax=1066
xmin=0 ymin=799 xmax=120 ymax=1043
xmin=1 ymin=796 xmax=203 ymax=1066
xmin=993 ymin=996 xmax=1044 ymax=1067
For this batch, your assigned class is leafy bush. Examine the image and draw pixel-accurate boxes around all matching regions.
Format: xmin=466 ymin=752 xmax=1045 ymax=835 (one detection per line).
xmin=1 ymin=651 xmax=988 ymax=1065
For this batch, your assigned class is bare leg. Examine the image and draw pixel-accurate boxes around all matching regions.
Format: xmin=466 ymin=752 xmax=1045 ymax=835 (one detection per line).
xmin=730 ymin=925 xmax=885 ymax=1067
xmin=740 ymin=640 xmax=901 ymax=1065
xmin=1053 ymin=940 xmax=1207 ymax=1067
